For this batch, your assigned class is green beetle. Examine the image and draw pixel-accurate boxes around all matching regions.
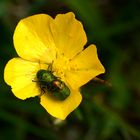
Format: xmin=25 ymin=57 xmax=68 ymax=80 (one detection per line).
xmin=36 ymin=69 xmax=70 ymax=100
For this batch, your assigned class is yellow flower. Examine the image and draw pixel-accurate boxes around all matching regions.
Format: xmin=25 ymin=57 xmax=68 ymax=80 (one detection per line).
xmin=4 ymin=12 xmax=105 ymax=120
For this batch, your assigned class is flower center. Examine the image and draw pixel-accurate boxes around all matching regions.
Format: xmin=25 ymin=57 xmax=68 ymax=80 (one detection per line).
xmin=52 ymin=55 xmax=70 ymax=78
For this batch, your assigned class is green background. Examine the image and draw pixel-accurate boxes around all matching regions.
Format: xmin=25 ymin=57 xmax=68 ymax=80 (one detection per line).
xmin=0 ymin=0 xmax=140 ymax=140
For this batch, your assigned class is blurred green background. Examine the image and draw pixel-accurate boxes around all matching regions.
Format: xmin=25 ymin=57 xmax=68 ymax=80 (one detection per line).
xmin=0 ymin=0 xmax=140 ymax=140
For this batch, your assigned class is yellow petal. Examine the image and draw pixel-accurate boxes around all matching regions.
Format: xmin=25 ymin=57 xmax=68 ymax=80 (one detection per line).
xmin=4 ymin=58 xmax=47 ymax=99
xmin=66 ymin=44 xmax=105 ymax=89
xmin=40 ymin=89 xmax=82 ymax=120
xmin=14 ymin=14 xmax=56 ymax=63
xmin=50 ymin=12 xmax=87 ymax=59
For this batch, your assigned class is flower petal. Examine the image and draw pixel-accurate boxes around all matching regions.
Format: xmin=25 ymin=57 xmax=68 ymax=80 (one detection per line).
xmin=14 ymin=14 xmax=56 ymax=63
xmin=4 ymin=58 xmax=47 ymax=99
xmin=50 ymin=12 xmax=87 ymax=59
xmin=40 ymin=89 xmax=82 ymax=120
xmin=66 ymin=44 xmax=105 ymax=89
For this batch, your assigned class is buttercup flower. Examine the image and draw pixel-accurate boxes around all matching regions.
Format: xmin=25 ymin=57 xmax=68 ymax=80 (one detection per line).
xmin=4 ymin=12 xmax=105 ymax=120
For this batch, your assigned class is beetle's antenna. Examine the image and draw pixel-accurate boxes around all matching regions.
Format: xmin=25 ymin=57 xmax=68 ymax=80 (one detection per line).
xmin=48 ymin=60 xmax=54 ymax=72
xmin=38 ymin=60 xmax=41 ymax=69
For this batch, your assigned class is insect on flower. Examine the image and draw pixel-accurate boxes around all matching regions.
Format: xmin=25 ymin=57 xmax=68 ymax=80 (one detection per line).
xmin=4 ymin=12 xmax=105 ymax=120
xmin=36 ymin=69 xmax=70 ymax=100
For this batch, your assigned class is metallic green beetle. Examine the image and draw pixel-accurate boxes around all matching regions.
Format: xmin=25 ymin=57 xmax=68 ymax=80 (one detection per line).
xmin=36 ymin=69 xmax=70 ymax=100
